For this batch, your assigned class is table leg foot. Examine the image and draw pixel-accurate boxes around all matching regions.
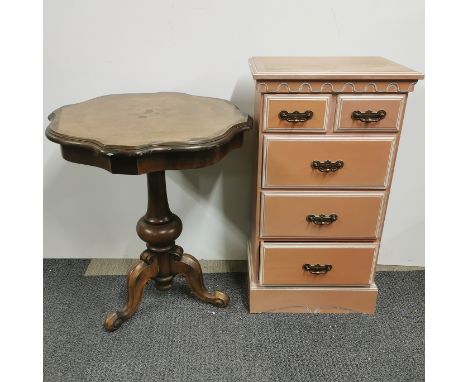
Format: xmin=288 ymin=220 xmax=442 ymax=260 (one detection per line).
xmin=172 ymin=253 xmax=230 ymax=308
xmin=104 ymin=251 xmax=159 ymax=332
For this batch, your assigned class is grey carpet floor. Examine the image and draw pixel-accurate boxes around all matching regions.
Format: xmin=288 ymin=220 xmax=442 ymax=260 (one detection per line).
xmin=44 ymin=260 xmax=424 ymax=382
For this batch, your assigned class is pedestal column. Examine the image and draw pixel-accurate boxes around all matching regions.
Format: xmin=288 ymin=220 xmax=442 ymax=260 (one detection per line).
xmin=104 ymin=171 xmax=229 ymax=332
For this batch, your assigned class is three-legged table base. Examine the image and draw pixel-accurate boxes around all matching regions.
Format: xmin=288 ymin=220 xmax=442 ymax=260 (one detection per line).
xmin=104 ymin=246 xmax=229 ymax=331
xmin=104 ymin=171 xmax=230 ymax=332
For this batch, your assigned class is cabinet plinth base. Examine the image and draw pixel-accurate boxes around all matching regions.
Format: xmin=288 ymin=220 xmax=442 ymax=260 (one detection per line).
xmin=248 ymin=281 xmax=377 ymax=314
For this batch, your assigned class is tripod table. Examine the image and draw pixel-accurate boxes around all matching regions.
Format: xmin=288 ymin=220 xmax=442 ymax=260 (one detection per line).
xmin=46 ymin=92 xmax=252 ymax=331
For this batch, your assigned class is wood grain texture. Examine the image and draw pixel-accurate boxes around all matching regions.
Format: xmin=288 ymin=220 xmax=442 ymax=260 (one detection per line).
xmin=248 ymin=57 xmax=422 ymax=314
xmin=249 ymin=283 xmax=378 ymax=314
xmin=263 ymin=135 xmax=397 ymax=189
xmin=46 ymin=93 xmax=250 ymax=328
xmin=104 ymin=171 xmax=230 ymax=331
xmin=264 ymin=94 xmax=331 ymax=132
xmin=248 ymin=91 xmax=264 ymax=284
xmin=46 ymin=92 xmax=252 ymax=174
xmin=247 ymin=241 xmax=378 ymax=313
xmin=260 ymin=242 xmax=378 ymax=286
xmin=255 ymin=80 xmax=418 ymax=94
xmin=335 ymin=94 xmax=406 ymax=132
xmin=260 ymin=191 xmax=386 ymax=240
xmin=104 ymin=251 xmax=159 ymax=331
xmin=48 ymin=93 xmax=250 ymax=148
xmin=247 ymin=58 xmax=422 ymax=317
xmin=249 ymin=56 xmax=424 ymax=80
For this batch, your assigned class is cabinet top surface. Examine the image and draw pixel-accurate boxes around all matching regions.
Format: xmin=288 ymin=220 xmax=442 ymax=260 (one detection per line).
xmin=46 ymin=92 xmax=250 ymax=152
xmin=249 ymin=56 xmax=424 ymax=80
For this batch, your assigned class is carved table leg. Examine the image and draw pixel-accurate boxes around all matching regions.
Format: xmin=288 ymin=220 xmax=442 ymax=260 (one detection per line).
xmin=104 ymin=170 xmax=229 ymax=331
xmin=104 ymin=251 xmax=158 ymax=331
xmin=171 ymin=251 xmax=230 ymax=307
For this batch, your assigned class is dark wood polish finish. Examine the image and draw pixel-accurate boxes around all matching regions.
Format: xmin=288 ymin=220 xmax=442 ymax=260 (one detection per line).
xmin=104 ymin=171 xmax=229 ymax=331
xmin=47 ymin=122 xmax=249 ymax=174
xmin=104 ymin=250 xmax=159 ymax=331
xmin=46 ymin=93 xmax=251 ymax=331
xmin=46 ymin=93 xmax=252 ymax=175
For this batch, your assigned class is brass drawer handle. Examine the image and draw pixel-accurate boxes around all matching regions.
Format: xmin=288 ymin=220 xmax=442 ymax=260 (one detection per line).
xmin=303 ymin=263 xmax=333 ymax=274
xmin=278 ymin=110 xmax=313 ymax=123
xmin=306 ymin=214 xmax=338 ymax=225
xmin=311 ymin=160 xmax=344 ymax=173
xmin=351 ymin=109 xmax=386 ymax=123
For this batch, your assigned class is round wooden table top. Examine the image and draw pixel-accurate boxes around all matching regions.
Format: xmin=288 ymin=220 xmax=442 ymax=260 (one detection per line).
xmin=46 ymin=92 xmax=252 ymax=174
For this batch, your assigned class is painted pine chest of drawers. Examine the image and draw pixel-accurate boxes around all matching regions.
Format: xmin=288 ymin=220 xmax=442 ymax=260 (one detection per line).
xmin=247 ymin=57 xmax=423 ymax=313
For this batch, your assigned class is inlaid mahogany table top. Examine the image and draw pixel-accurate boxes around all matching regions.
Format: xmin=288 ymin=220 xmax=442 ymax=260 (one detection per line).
xmin=47 ymin=92 xmax=252 ymax=174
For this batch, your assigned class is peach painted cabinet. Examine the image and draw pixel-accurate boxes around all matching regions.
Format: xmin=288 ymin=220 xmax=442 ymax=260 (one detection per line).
xmin=248 ymin=57 xmax=423 ymax=313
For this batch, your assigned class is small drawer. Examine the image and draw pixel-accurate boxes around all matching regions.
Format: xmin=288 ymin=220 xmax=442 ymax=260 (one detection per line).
xmin=260 ymin=242 xmax=378 ymax=286
xmin=263 ymin=94 xmax=331 ymax=132
xmin=260 ymin=191 xmax=385 ymax=240
xmin=334 ymin=94 xmax=406 ymax=132
xmin=263 ymin=135 xmax=396 ymax=189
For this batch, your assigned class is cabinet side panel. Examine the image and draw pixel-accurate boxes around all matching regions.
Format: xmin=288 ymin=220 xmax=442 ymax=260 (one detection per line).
xmin=248 ymin=88 xmax=264 ymax=283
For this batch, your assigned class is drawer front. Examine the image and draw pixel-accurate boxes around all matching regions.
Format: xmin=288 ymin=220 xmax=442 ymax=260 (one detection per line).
xmin=261 ymin=191 xmax=385 ymax=239
xmin=264 ymin=94 xmax=331 ymax=132
xmin=260 ymin=243 xmax=378 ymax=286
xmin=335 ymin=94 xmax=406 ymax=132
xmin=263 ymin=135 xmax=396 ymax=189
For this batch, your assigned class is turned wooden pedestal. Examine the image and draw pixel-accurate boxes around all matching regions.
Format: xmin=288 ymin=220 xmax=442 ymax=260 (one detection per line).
xmin=45 ymin=92 xmax=252 ymax=331
xmin=104 ymin=171 xmax=229 ymax=331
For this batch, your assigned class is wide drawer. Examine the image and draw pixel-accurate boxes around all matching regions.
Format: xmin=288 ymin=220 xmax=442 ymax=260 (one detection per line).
xmin=263 ymin=94 xmax=331 ymax=132
xmin=260 ymin=191 xmax=386 ymax=240
xmin=334 ymin=94 xmax=406 ymax=132
xmin=260 ymin=242 xmax=378 ymax=286
xmin=263 ymin=135 xmax=396 ymax=189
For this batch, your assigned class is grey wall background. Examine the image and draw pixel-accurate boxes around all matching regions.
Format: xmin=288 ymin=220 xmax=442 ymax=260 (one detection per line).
xmin=44 ymin=0 xmax=424 ymax=265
